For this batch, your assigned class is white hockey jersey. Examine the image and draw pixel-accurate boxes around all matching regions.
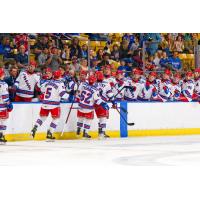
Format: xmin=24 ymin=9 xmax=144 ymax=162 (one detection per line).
xmin=194 ymin=78 xmax=200 ymax=96
xmin=124 ymin=79 xmax=145 ymax=101
xmin=170 ymin=82 xmax=182 ymax=101
xmin=112 ymin=79 xmax=127 ymax=101
xmin=0 ymin=81 xmax=9 ymax=111
xmin=77 ymin=82 xmax=102 ymax=112
xmin=15 ymin=71 xmax=40 ymax=98
xmin=94 ymin=80 xmax=114 ymax=102
xmin=41 ymin=79 xmax=69 ymax=109
xmin=182 ymin=79 xmax=195 ymax=102
xmin=138 ymin=80 xmax=158 ymax=101
xmin=157 ymin=79 xmax=172 ymax=102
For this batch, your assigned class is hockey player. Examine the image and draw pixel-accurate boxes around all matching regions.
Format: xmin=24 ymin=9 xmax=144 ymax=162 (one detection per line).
xmin=157 ymin=69 xmax=172 ymax=102
xmin=76 ymin=75 xmax=109 ymax=138
xmin=138 ymin=71 xmax=158 ymax=101
xmin=193 ymin=68 xmax=200 ymax=101
xmin=179 ymin=71 xmax=195 ymax=102
xmin=112 ymin=70 xmax=126 ymax=101
xmin=0 ymin=68 xmax=13 ymax=143
xmin=36 ymin=68 xmax=53 ymax=101
xmin=31 ymin=70 xmax=69 ymax=140
xmin=124 ymin=69 xmax=144 ymax=101
xmin=103 ymin=65 xmax=116 ymax=87
xmin=14 ymin=61 xmax=40 ymax=102
xmin=94 ymin=71 xmax=116 ymax=138
xmin=170 ymin=72 xmax=182 ymax=101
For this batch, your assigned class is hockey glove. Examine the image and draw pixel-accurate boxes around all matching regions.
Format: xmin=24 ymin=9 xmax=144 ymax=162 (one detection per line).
xmin=7 ymin=102 xmax=13 ymax=112
xmin=100 ymin=102 xmax=109 ymax=110
xmin=111 ymin=100 xmax=117 ymax=109
xmin=163 ymin=86 xmax=169 ymax=94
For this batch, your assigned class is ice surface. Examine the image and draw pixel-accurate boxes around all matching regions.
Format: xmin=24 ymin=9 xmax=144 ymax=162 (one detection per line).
xmin=1 ymin=135 xmax=200 ymax=166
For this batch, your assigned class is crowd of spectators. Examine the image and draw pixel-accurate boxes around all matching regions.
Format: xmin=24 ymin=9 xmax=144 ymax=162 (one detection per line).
xmin=0 ymin=33 xmax=199 ymax=102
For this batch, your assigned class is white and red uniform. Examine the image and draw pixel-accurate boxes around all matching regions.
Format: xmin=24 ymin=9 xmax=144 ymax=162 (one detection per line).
xmin=124 ymin=78 xmax=144 ymax=101
xmin=94 ymin=80 xmax=114 ymax=118
xmin=0 ymin=80 xmax=12 ymax=138
xmin=180 ymin=79 xmax=195 ymax=102
xmin=77 ymin=82 xmax=102 ymax=119
xmin=76 ymin=80 xmax=104 ymax=136
xmin=14 ymin=71 xmax=40 ymax=102
xmin=112 ymin=79 xmax=126 ymax=101
xmin=194 ymin=77 xmax=200 ymax=100
xmin=34 ymin=78 xmax=69 ymax=134
xmin=157 ymin=79 xmax=172 ymax=102
xmin=170 ymin=81 xmax=182 ymax=101
xmin=138 ymin=79 xmax=158 ymax=101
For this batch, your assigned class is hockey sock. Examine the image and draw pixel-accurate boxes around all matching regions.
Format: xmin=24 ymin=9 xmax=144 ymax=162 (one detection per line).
xmin=49 ymin=118 xmax=59 ymax=133
xmin=83 ymin=119 xmax=92 ymax=134
xmin=99 ymin=117 xmax=107 ymax=132
xmin=0 ymin=119 xmax=7 ymax=136
xmin=35 ymin=117 xmax=47 ymax=127
xmin=77 ymin=117 xmax=84 ymax=130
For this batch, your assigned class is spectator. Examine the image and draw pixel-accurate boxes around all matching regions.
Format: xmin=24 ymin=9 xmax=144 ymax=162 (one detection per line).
xmin=98 ymin=52 xmax=110 ymax=67
xmin=61 ymin=44 xmax=70 ymax=60
xmin=168 ymin=51 xmax=182 ymax=71
xmin=69 ymin=37 xmax=82 ymax=59
xmin=130 ymin=36 xmax=140 ymax=52
xmin=143 ymin=33 xmax=161 ymax=56
xmin=80 ymin=58 xmax=88 ymax=72
xmin=15 ymin=45 xmax=28 ymax=69
xmin=34 ymin=35 xmax=49 ymax=57
xmin=159 ymin=51 xmax=170 ymax=69
xmin=153 ymin=51 xmax=162 ymax=68
xmin=37 ymin=47 xmax=49 ymax=67
xmin=14 ymin=34 xmax=28 ymax=52
xmin=118 ymin=59 xmax=131 ymax=77
xmin=45 ymin=47 xmax=62 ymax=71
xmin=4 ymin=66 xmax=19 ymax=101
xmin=110 ymin=44 xmax=120 ymax=61
xmin=145 ymin=55 xmax=157 ymax=71
xmin=119 ymin=40 xmax=131 ymax=59
xmin=69 ymin=56 xmax=81 ymax=72
xmin=81 ymin=44 xmax=88 ymax=59
xmin=173 ymin=35 xmax=184 ymax=52
xmin=122 ymin=33 xmax=134 ymax=49
xmin=96 ymin=49 xmax=104 ymax=61
xmin=0 ymin=36 xmax=14 ymax=59
xmin=90 ymin=58 xmax=99 ymax=71
xmin=132 ymin=50 xmax=143 ymax=68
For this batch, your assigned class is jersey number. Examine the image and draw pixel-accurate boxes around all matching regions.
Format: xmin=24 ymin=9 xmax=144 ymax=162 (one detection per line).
xmin=45 ymin=88 xmax=52 ymax=99
xmin=80 ymin=91 xmax=92 ymax=104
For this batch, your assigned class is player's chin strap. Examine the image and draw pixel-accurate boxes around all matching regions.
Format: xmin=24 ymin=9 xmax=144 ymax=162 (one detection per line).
xmin=61 ymin=83 xmax=80 ymax=137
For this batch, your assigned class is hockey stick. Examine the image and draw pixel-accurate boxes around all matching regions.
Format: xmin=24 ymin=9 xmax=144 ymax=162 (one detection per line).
xmin=115 ymin=107 xmax=135 ymax=126
xmin=61 ymin=84 xmax=79 ymax=137
xmin=61 ymin=100 xmax=75 ymax=137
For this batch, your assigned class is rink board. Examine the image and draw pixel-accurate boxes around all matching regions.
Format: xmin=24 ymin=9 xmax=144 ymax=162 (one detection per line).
xmin=4 ymin=102 xmax=200 ymax=141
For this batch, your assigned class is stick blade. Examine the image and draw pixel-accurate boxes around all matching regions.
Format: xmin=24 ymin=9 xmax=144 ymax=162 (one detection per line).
xmin=127 ymin=122 xmax=135 ymax=126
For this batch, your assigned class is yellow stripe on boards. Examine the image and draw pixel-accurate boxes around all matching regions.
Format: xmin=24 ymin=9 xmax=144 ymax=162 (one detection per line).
xmin=4 ymin=128 xmax=200 ymax=142
xmin=128 ymin=128 xmax=200 ymax=137
xmin=4 ymin=131 xmax=120 ymax=141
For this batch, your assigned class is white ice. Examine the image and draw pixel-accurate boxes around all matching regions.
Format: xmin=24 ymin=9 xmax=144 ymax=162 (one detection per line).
xmin=1 ymin=135 xmax=200 ymax=166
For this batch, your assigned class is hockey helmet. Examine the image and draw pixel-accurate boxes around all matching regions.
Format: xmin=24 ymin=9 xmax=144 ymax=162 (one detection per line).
xmin=53 ymin=70 xmax=62 ymax=79
xmin=96 ymin=71 xmax=104 ymax=81
xmin=88 ymin=75 xmax=97 ymax=85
